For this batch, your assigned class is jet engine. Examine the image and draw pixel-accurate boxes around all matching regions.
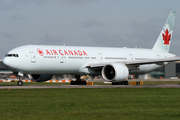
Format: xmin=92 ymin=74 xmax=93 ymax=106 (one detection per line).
xmin=101 ymin=63 xmax=129 ymax=82
xmin=28 ymin=74 xmax=53 ymax=82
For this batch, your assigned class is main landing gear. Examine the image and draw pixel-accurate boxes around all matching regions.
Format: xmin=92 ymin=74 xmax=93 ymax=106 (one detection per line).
xmin=112 ymin=80 xmax=128 ymax=85
xmin=70 ymin=75 xmax=87 ymax=85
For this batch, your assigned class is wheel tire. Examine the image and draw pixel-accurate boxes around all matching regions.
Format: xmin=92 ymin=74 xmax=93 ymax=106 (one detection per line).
xmin=112 ymin=81 xmax=128 ymax=85
xmin=17 ymin=81 xmax=23 ymax=86
xmin=124 ymin=81 xmax=128 ymax=85
xmin=70 ymin=81 xmax=87 ymax=85
xmin=112 ymin=82 xmax=118 ymax=85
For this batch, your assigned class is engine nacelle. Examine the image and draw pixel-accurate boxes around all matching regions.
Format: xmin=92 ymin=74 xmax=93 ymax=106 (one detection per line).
xmin=28 ymin=74 xmax=53 ymax=82
xmin=102 ymin=63 xmax=129 ymax=82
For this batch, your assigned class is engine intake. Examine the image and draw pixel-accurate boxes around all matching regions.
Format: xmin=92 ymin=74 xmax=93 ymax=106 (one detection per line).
xmin=102 ymin=63 xmax=129 ymax=82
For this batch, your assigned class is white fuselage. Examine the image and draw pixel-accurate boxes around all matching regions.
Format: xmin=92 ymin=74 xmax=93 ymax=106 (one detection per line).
xmin=3 ymin=45 xmax=175 ymax=75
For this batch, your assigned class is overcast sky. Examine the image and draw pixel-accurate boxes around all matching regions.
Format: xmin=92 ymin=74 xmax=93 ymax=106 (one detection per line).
xmin=0 ymin=0 xmax=180 ymax=58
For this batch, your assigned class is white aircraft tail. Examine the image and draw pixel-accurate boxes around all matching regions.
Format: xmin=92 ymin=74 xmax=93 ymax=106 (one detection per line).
xmin=152 ymin=11 xmax=176 ymax=53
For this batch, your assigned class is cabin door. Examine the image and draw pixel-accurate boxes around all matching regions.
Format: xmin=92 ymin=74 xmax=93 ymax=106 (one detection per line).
xmin=129 ymin=54 xmax=134 ymax=60
xmin=98 ymin=53 xmax=103 ymax=63
xmin=30 ymin=52 xmax=36 ymax=63
xmin=60 ymin=55 xmax=64 ymax=63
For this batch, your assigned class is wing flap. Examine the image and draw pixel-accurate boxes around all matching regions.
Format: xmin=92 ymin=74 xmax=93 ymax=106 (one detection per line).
xmin=125 ymin=57 xmax=180 ymax=65
xmin=86 ymin=57 xmax=180 ymax=70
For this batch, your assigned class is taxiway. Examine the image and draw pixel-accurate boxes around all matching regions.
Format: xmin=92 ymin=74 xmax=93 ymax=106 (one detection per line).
xmin=1 ymin=84 xmax=180 ymax=89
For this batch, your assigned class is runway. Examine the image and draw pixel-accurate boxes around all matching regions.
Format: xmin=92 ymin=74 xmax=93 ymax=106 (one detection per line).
xmin=1 ymin=84 xmax=180 ymax=89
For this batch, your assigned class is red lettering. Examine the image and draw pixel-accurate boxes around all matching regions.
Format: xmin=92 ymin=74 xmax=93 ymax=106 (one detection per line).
xmin=53 ymin=50 xmax=58 ymax=55
xmin=50 ymin=50 xmax=53 ymax=55
xmin=46 ymin=50 xmax=51 ymax=55
xmin=83 ymin=51 xmax=87 ymax=56
xmin=64 ymin=50 xmax=69 ymax=55
xmin=59 ymin=50 xmax=64 ymax=55
xmin=78 ymin=50 xmax=82 ymax=56
xmin=74 ymin=50 xmax=78 ymax=55
xmin=68 ymin=50 xmax=73 ymax=55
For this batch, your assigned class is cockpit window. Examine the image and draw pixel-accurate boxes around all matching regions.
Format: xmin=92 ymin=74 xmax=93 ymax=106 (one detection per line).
xmin=5 ymin=54 xmax=19 ymax=57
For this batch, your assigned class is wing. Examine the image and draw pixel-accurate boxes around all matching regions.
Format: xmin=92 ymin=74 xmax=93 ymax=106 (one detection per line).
xmin=86 ymin=57 xmax=180 ymax=70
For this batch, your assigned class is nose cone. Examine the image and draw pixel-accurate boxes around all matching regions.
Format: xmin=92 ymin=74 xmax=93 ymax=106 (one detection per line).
xmin=3 ymin=57 xmax=17 ymax=70
xmin=3 ymin=58 xmax=11 ymax=68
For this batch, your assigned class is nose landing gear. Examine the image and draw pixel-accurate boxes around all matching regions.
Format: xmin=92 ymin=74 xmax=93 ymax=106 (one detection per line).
xmin=17 ymin=72 xmax=24 ymax=86
xmin=17 ymin=80 xmax=23 ymax=86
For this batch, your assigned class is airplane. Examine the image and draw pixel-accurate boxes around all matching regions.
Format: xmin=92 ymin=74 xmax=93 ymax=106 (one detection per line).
xmin=2 ymin=11 xmax=180 ymax=86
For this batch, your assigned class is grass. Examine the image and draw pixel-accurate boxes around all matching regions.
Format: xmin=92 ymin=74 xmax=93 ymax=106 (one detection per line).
xmin=0 ymin=88 xmax=180 ymax=120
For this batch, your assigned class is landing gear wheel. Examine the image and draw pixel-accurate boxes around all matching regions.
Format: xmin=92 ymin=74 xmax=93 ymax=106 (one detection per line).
xmin=70 ymin=75 xmax=87 ymax=85
xmin=123 ymin=80 xmax=128 ymax=85
xmin=112 ymin=81 xmax=128 ymax=85
xmin=17 ymin=81 xmax=23 ymax=86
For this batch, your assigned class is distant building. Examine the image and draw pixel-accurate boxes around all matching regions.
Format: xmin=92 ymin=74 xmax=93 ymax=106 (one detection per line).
xmin=0 ymin=59 xmax=13 ymax=79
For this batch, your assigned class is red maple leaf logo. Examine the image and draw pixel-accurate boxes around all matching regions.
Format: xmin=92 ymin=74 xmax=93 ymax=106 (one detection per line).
xmin=162 ymin=29 xmax=171 ymax=45
xmin=37 ymin=48 xmax=44 ymax=56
